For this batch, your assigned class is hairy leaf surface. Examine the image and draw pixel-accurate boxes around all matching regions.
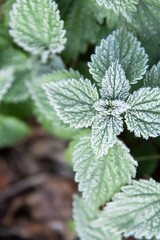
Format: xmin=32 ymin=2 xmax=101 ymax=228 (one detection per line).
xmin=43 ymin=78 xmax=99 ymax=128
xmin=10 ymin=0 xmax=66 ymax=58
xmin=89 ymin=28 xmax=148 ymax=86
xmin=125 ymin=87 xmax=160 ymax=139
xmin=94 ymin=179 xmax=160 ymax=240
xmin=73 ymin=137 xmax=137 ymax=208
xmin=144 ymin=62 xmax=160 ymax=88
xmin=73 ymin=195 xmax=121 ymax=240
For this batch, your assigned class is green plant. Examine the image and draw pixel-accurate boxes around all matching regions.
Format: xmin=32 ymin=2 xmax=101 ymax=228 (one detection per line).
xmin=1 ymin=0 xmax=160 ymax=239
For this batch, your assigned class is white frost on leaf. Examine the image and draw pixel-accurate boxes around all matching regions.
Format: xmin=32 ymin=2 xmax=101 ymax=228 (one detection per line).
xmin=0 ymin=67 xmax=14 ymax=101
xmin=88 ymin=28 xmax=148 ymax=86
xmin=43 ymin=78 xmax=99 ymax=128
xmin=96 ymin=0 xmax=139 ymax=21
xmin=100 ymin=62 xmax=130 ymax=100
xmin=10 ymin=0 xmax=66 ymax=58
xmin=73 ymin=137 xmax=137 ymax=209
xmin=94 ymin=179 xmax=160 ymax=240
xmin=125 ymin=87 xmax=160 ymax=139
xmin=144 ymin=62 xmax=160 ymax=88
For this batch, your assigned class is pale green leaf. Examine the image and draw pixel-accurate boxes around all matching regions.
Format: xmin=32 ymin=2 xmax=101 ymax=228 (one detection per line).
xmin=0 ymin=67 xmax=14 ymax=101
xmin=43 ymin=78 xmax=99 ymax=128
xmin=96 ymin=0 xmax=139 ymax=21
xmin=125 ymin=87 xmax=160 ymax=139
xmin=28 ymin=69 xmax=82 ymax=139
xmin=0 ymin=115 xmax=31 ymax=148
xmin=73 ymin=195 xmax=121 ymax=240
xmin=144 ymin=62 xmax=160 ymax=88
xmin=10 ymin=0 xmax=66 ymax=58
xmin=94 ymin=179 xmax=160 ymax=240
xmin=73 ymin=137 xmax=137 ymax=208
xmin=91 ymin=110 xmax=124 ymax=157
xmin=89 ymin=28 xmax=148 ymax=86
xmin=100 ymin=62 xmax=130 ymax=100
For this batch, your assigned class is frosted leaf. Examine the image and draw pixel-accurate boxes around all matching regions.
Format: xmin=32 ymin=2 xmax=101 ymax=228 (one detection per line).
xmin=94 ymin=179 xmax=160 ymax=240
xmin=100 ymin=62 xmax=130 ymax=100
xmin=144 ymin=62 xmax=160 ymax=88
xmin=73 ymin=195 xmax=121 ymax=240
xmin=88 ymin=28 xmax=148 ymax=86
xmin=73 ymin=137 xmax=137 ymax=209
xmin=43 ymin=78 xmax=99 ymax=128
xmin=96 ymin=0 xmax=139 ymax=21
xmin=10 ymin=0 xmax=66 ymax=58
xmin=91 ymin=112 xmax=123 ymax=157
xmin=0 ymin=67 xmax=14 ymax=101
xmin=125 ymin=87 xmax=160 ymax=139
xmin=0 ymin=115 xmax=31 ymax=148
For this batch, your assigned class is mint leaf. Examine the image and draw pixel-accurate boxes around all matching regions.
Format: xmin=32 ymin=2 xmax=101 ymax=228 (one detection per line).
xmin=89 ymin=28 xmax=148 ymax=86
xmin=73 ymin=137 xmax=137 ymax=208
xmin=125 ymin=87 xmax=160 ymax=139
xmin=144 ymin=62 xmax=160 ymax=88
xmin=43 ymin=78 xmax=99 ymax=128
xmin=10 ymin=0 xmax=66 ymax=58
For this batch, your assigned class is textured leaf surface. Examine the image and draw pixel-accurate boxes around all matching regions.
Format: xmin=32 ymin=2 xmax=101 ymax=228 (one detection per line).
xmin=96 ymin=0 xmax=139 ymax=21
xmin=43 ymin=78 xmax=99 ymax=128
xmin=56 ymin=0 xmax=101 ymax=61
xmin=73 ymin=137 xmax=137 ymax=208
xmin=0 ymin=115 xmax=31 ymax=148
xmin=89 ymin=28 xmax=148 ymax=86
xmin=73 ymin=195 xmax=121 ymax=240
xmin=0 ymin=67 xmax=14 ymax=101
xmin=144 ymin=62 xmax=160 ymax=88
xmin=125 ymin=87 xmax=160 ymax=139
xmin=10 ymin=0 xmax=66 ymax=57
xmin=100 ymin=62 xmax=130 ymax=100
xmin=94 ymin=179 xmax=160 ymax=240
xmin=28 ymin=70 xmax=82 ymax=139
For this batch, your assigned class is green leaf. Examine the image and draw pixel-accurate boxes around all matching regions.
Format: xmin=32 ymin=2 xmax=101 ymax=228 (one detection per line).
xmin=94 ymin=179 xmax=160 ymax=240
xmin=28 ymin=69 xmax=82 ymax=139
xmin=125 ymin=87 xmax=160 ymax=139
xmin=73 ymin=195 xmax=121 ymax=240
xmin=100 ymin=62 xmax=130 ymax=101
xmin=91 ymin=112 xmax=123 ymax=157
xmin=3 ymin=70 xmax=31 ymax=103
xmin=56 ymin=0 xmax=101 ymax=62
xmin=43 ymin=77 xmax=99 ymax=128
xmin=73 ymin=137 xmax=137 ymax=208
xmin=0 ymin=115 xmax=31 ymax=148
xmin=10 ymin=0 xmax=66 ymax=58
xmin=0 ymin=67 xmax=14 ymax=101
xmin=144 ymin=62 xmax=160 ymax=88
xmin=89 ymin=28 xmax=148 ymax=86
xmin=96 ymin=0 xmax=139 ymax=21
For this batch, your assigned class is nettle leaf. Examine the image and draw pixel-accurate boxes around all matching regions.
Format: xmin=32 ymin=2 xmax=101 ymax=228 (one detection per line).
xmin=144 ymin=62 xmax=160 ymax=88
xmin=125 ymin=87 xmax=160 ymax=139
xmin=0 ymin=67 xmax=14 ymax=101
xmin=10 ymin=0 xmax=66 ymax=58
xmin=91 ymin=113 xmax=123 ymax=157
xmin=73 ymin=137 xmax=137 ymax=209
xmin=94 ymin=179 xmax=160 ymax=240
xmin=43 ymin=78 xmax=99 ymax=128
xmin=100 ymin=62 xmax=130 ymax=101
xmin=89 ymin=28 xmax=148 ymax=86
xmin=73 ymin=195 xmax=121 ymax=240
xmin=96 ymin=0 xmax=139 ymax=21
xmin=56 ymin=0 xmax=101 ymax=62
xmin=28 ymin=69 xmax=81 ymax=139
xmin=0 ymin=115 xmax=31 ymax=148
